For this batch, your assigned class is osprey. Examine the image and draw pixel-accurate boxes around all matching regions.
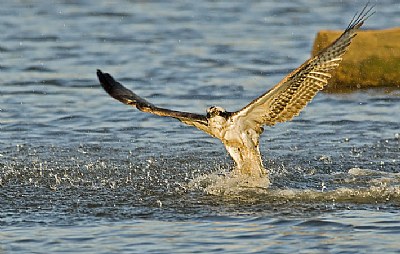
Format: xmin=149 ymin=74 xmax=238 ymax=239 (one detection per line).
xmin=97 ymin=5 xmax=373 ymax=178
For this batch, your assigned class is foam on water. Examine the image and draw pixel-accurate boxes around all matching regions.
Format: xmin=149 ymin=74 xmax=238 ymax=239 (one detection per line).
xmin=188 ymin=169 xmax=271 ymax=195
xmin=188 ymin=167 xmax=400 ymax=205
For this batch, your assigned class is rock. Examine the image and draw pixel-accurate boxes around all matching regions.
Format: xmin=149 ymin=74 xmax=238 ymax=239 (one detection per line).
xmin=312 ymin=27 xmax=400 ymax=92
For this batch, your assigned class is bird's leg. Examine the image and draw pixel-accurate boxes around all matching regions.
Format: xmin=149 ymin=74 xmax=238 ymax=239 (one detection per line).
xmin=238 ymin=145 xmax=267 ymax=178
xmin=224 ymin=144 xmax=267 ymax=178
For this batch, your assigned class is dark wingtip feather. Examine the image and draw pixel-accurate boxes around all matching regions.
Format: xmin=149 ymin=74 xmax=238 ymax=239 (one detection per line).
xmin=97 ymin=69 xmax=113 ymax=93
xmin=96 ymin=69 xmax=126 ymax=101
xmin=346 ymin=2 xmax=375 ymax=31
xmin=96 ymin=69 xmax=106 ymax=83
xmin=96 ymin=69 xmax=153 ymax=107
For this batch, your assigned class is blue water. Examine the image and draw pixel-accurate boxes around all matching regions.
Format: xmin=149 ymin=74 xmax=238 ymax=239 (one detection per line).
xmin=1 ymin=1 xmax=400 ymax=253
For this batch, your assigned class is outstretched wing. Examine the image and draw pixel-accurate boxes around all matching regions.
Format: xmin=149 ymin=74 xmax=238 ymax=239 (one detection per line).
xmin=230 ymin=4 xmax=374 ymax=133
xmin=97 ymin=70 xmax=211 ymax=135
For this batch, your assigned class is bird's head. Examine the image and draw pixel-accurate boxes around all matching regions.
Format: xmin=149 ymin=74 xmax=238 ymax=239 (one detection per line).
xmin=206 ymin=106 xmax=228 ymax=118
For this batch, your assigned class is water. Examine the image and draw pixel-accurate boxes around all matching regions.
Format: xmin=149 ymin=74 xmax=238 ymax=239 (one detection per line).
xmin=1 ymin=0 xmax=400 ymax=253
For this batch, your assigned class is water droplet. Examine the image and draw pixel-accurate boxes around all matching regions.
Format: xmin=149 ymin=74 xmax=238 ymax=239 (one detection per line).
xmin=321 ymin=182 xmax=327 ymax=192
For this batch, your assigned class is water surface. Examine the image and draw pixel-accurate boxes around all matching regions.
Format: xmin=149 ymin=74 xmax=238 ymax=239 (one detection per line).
xmin=1 ymin=1 xmax=400 ymax=253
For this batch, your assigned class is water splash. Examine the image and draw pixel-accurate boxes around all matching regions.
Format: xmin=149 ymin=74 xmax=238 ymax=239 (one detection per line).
xmin=188 ymin=169 xmax=271 ymax=195
xmin=188 ymin=167 xmax=400 ymax=206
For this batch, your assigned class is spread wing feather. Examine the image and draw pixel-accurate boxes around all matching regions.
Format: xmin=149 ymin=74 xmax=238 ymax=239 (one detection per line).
xmin=231 ymin=4 xmax=374 ymax=132
xmin=97 ymin=70 xmax=211 ymax=135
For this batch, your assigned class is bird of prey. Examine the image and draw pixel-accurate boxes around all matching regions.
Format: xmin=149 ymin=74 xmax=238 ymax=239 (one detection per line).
xmin=97 ymin=5 xmax=373 ymax=179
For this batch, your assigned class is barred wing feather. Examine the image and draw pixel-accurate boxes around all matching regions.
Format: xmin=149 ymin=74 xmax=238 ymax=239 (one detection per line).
xmin=231 ymin=4 xmax=374 ymax=132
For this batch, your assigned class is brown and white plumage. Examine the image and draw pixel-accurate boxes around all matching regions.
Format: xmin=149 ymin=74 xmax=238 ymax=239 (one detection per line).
xmin=231 ymin=4 xmax=374 ymax=131
xmin=97 ymin=5 xmax=373 ymax=178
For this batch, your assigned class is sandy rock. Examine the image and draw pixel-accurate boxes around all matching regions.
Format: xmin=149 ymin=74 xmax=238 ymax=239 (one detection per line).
xmin=312 ymin=27 xmax=400 ymax=92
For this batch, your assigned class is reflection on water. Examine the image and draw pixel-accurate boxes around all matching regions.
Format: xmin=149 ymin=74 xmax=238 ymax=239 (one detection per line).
xmin=0 ymin=0 xmax=399 ymax=253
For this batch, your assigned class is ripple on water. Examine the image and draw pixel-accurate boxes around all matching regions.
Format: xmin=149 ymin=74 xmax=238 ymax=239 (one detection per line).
xmin=0 ymin=1 xmax=399 ymax=252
